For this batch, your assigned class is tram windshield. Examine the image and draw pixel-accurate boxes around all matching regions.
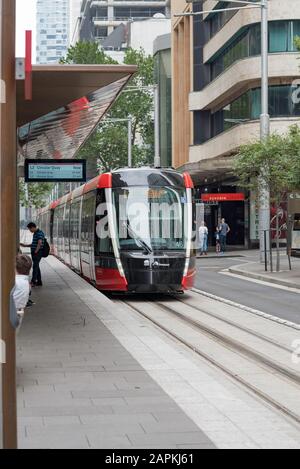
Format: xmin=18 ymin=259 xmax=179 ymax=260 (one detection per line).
xmin=293 ymin=214 xmax=300 ymax=231
xmin=112 ymin=186 xmax=189 ymax=252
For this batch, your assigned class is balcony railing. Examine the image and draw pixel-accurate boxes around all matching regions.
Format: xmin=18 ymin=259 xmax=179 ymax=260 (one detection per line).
xmin=91 ymin=1 xmax=166 ymax=4
xmin=93 ymin=16 xmax=157 ymax=22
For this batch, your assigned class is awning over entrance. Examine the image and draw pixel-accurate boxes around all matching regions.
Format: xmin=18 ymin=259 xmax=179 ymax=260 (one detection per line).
xmin=178 ymin=155 xmax=235 ymax=186
xmin=17 ymin=64 xmax=137 ymax=163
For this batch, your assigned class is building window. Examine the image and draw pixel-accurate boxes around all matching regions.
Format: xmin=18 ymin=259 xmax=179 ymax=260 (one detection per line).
xmin=209 ymin=2 xmax=237 ymax=38
xmin=210 ymin=20 xmax=300 ymax=81
xmin=269 ymin=21 xmax=289 ymax=52
xmin=208 ymin=85 xmax=300 ymax=141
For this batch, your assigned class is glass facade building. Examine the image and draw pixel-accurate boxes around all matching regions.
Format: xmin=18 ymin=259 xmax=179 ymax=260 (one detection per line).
xmin=36 ymin=0 xmax=70 ymax=64
xmin=194 ymin=17 xmax=300 ymax=145
xmin=154 ymin=35 xmax=172 ymax=167
xmin=210 ymin=20 xmax=300 ymax=81
xmin=211 ymin=85 xmax=300 ymax=139
xmin=183 ymin=0 xmax=300 ymax=247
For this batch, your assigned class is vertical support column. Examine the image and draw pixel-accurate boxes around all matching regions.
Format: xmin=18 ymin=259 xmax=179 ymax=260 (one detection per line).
xmin=172 ymin=26 xmax=179 ymax=168
xmin=183 ymin=16 xmax=190 ymax=166
xmin=107 ymin=4 xmax=114 ymax=36
xmin=0 ymin=0 xmax=17 ymax=449
xmin=259 ymin=0 xmax=270 ymax=263
xmin=127 ymin=117 xmax=132 ymax=168
xmin=178 ymin=21 xmax=184 ymax=167
xmin=154 ymin=85 xmax=160 ymax=168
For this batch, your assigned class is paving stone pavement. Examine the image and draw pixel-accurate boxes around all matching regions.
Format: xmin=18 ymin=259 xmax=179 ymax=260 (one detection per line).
xmin=17 ymin=258 xmax=215 ymax=449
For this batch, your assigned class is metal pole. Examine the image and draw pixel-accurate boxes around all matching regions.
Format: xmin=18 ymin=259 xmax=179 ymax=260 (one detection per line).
xmin=264 ymin=231 xmax=267 ymax=272
xmin=269 ymin=229 xmax=273 ymax=272
xmin=128 ymin=118 xmax=132 ymax=168
xmin=154 ymin=84 xmax=161 ymax=168
xmin=259 ymin=0 xmax=270 ymax=263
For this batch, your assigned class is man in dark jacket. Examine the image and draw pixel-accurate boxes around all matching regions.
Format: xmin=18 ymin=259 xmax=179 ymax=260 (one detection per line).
xmin=20 ymin=222 xmax=45 ymax=286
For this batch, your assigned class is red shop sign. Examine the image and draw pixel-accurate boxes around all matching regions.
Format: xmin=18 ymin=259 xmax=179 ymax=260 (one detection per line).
xmin=201 ymin=193 xmax=245 ymax=202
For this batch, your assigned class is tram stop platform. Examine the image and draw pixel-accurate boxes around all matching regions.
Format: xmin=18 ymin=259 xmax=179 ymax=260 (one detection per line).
xmin=16 ymin=256 xmax=215 ymax=449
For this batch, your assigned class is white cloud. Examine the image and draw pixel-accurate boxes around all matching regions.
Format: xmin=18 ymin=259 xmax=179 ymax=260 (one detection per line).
xmin=16 ymin=0 xmax=37 ymax=62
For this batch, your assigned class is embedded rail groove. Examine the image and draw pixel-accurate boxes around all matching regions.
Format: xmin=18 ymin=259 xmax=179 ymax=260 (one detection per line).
xmin=177 ymin=295 xmax=293 ymax=354
xmin=156 ymin=301 xmax=300 ymax=385
xmin=117 ymin=297 xmax=300 ymax=426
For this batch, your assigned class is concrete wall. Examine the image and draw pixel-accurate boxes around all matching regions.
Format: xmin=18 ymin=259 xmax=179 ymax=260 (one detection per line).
xmin=171 ymin=0 xmax=193 ymax=168
xmin=129 ymin=18 xmax=171 ymax=55
xmin=189 ymin=118 xmax=300 ymax=163
xmin=190 ymin=53 xmax=300 ymax=111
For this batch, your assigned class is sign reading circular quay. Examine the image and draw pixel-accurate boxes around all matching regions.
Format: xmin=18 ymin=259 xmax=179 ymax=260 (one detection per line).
xmin=24 ymin=159 xmax=86 ymax=183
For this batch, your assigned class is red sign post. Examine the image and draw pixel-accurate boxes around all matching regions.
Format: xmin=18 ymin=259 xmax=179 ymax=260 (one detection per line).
xmin=25 ymin=30 xmax=32 ymax=100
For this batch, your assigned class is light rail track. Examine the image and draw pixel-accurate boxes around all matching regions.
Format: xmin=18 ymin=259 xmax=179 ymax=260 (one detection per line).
xmin=178 ymin=293 xmax=294 ymax=354
xmin=115 ymin=293 xmax=300 ymax=426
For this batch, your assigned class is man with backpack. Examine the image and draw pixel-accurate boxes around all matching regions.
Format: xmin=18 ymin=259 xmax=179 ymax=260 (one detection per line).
xmin=20 ymin=222 xmax=48 ymax=286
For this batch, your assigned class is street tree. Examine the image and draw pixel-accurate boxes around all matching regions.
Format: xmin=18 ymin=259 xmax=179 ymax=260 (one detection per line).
xmin=19 ymin=179 xmax=54 ymax=209
xmin=60 ymin=41 xmax=117 ymax=65
xmin=61 ymin=41 xmax=155 ymax=173
xmin=233 ymin=128 xmax=300 ymax=270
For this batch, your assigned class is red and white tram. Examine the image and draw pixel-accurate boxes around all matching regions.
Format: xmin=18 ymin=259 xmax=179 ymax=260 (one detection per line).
xmin=38 ymin=167 xmax=196 ymax=293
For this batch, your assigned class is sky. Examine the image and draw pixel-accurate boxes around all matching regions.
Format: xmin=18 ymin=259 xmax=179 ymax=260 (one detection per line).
xmin=16 ymin=0 xmax=37 ymax=62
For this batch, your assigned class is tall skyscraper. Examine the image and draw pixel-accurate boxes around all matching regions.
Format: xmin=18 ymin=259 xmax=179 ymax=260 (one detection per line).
xmin=36 ymin=0 xmax=70 ymax=64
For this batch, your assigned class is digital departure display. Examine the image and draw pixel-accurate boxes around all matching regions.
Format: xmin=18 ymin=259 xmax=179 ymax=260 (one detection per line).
xmin=25 ymin=159 xmax=86 ymax=183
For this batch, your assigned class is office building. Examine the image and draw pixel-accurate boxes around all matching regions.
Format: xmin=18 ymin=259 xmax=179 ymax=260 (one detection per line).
xmin=154 ymin=33 xmax=172 ymax=167
xmin=79 ymin=0 xmax=170 ymax=44
xmin=36 ymin=0 xmax=70 ymax=64
xmin=172 ymin=0 xmax=300 ymax=247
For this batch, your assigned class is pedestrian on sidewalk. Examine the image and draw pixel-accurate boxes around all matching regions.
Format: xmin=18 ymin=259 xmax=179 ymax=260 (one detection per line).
xmin=218 ymin=218 xmax=230 ymax=254
xmin=215 ymin=226 xmax=221 ymax=254
xmin=199 ymin=221 xmax=208 ymax=256
xmin=20 ymin=222 xmax=45 ymax=286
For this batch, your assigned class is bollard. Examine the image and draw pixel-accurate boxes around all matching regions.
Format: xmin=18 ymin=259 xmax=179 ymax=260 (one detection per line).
xmin=264 ymin=230 xmax=268 ymax=272
xmin=269 ymin=229 xmax=273 ymax=273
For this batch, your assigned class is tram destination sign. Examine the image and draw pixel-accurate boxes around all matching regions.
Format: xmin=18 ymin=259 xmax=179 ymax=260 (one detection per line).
xmin=25 ymin=159 xmax=86 ymax=183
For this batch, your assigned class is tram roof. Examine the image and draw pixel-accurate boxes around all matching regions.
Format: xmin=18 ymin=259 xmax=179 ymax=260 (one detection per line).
xmin=17 ymin=64 xmax=137 ymax=166
xmin=51 ymin=168 xmax=194 ymax=209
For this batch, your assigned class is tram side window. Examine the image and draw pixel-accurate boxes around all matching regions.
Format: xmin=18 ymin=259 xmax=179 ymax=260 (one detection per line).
xmin=64 ymin=203 xmax=70 ymax=243
xmin=294 ymin=214 xmax=300 ymax=230
xmin=53 ymin=210 xmax=58 ymax=247
xmin=58 ymin=207 xmax=64 ymax=246
xmin=70 ymin=199 xmax=80 ymax=243
xmin=81 ymin=193 xmax=96 ymax=254
xmin=95 ymin=189 xmax=113 ymax=255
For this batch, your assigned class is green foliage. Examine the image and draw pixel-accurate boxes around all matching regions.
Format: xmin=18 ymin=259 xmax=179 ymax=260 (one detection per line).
xmin=60 ymin=41 xmax=117 ymax=65
xmin=19 ymin=179 xmax=54 ymax=209
xmin=233 ymin=126 xmax=300 ymax=205
xmin=295 ymin=36 xmax=300 ymax=52
xmin=61 ymin=42 xmax=155 ymax=173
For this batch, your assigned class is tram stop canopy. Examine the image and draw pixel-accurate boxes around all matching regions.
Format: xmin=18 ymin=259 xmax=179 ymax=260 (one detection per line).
xmin=16 ymin=64 xmax=137 ymax=167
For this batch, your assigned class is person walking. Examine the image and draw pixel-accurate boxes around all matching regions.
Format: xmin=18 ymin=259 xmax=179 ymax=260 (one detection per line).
xmin=215 ymin=226 xmax=221 ymax=254
xmin=218 ymin=218 xmax=230 ymax=254
xmin=20 ymin=222 xmax=45 ymax=286
xmin=199 ymin=221 xmax=208 ymax=256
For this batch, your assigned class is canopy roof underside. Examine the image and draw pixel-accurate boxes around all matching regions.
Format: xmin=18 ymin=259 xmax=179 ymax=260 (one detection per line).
xmin=17 ymin=64 xmax=137 ymax=164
